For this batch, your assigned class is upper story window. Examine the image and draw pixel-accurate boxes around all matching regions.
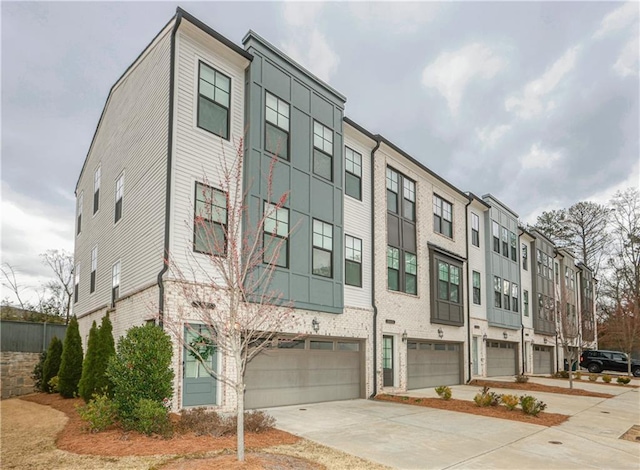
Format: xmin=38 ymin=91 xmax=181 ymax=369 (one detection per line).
xmin=313 ymin=121 xmax=333 ymax=181
xmin=386 ymin=168 xmax=399 ymax=212
xmin=265 ymin=92 xmax=289 ymax=160
xmin=90 ymin=246 xmax=97 ymax=294
xmin=112 ymin=261 xmax=120 ymax=305
xmin=74 ymin=263 xmax=80 ymax=303
xmin=345 ymin=235 xmax=362 ymax=287
xmin=433 ymin=195 xmax=452 ymax=238
xmin=494 ymin=276 xmax=502 ymax=308
xmin=522 ymin=244 xmax=528 ymax=270
xmin=194 ymin=182 xmax=227 ymax=256
xmin=312 ymin=219 xmax=333 ymax=278
xmin=405 ymin=252 xmax=417 ymax=295
xmin=114 ymin=173 xmax=124 ymax=223
xmin=403 ymin=179 xmax=416 ymax=222
xmin=432 ymin=253 xmax=463 ymax=325
xmin=77 ymin=192 xmax=83 ymax=236
xmin=501 ymin=227 xmax=509 ymax=257
xmin=523 ymin=290 xmax=529 ymax=316
xmin=472 ymin=270 xmax=481 ymax=305
xmin=263 ymin=202 xmax=289 ymax=268
xmin=503 ymin=279 xmax=511 ymax=310
xmin=345 ymin=147 xmax=362 ymax=200
xmin=437 ymin=261 xmax=460 ymax=303
xmin=570 ymin=270 xmax=575 ymax=290
xmin=510 ymin=231 xmax=517 ymax=261
xmin=512 ymin=283 xmax=519 ymax=312
xmin=93 ymin=166 xmax=101 ymax=214
xmin=387 ymin=246 xmax=400 ymax=291
xmin=197 ymin=61 xmax=230 ymax=139
xmin=471 ymin=213 xmax=480 ymax=247
xmin=492 ymin=221 xmax=500 ymax=253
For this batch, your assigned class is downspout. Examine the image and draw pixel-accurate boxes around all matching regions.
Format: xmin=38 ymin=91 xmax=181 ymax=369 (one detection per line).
xmin=521 ymin=323 xmax=526 ymax=374
xmin=157 ymin=11 xmax=183 ymax=329
xmin=464 ymin=198 xmax=472 ymax=383
xmin=368 ymin=138 xmax=382 ymax=399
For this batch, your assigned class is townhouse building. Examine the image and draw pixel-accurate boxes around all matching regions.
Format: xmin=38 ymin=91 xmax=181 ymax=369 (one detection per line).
xmin=74 ymin=7 xmax=597 ymax=411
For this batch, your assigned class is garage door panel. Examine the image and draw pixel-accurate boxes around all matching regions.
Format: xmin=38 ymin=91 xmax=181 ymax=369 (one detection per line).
xmin=408 ymin=342 xmax=461 ymax=389
xmin=487 ymin=342 xmax=517 ymax=376
xmin=533 ymin=346 xmax=553 ymax=374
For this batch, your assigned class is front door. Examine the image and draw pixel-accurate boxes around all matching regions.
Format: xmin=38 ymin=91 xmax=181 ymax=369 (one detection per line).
xmin=383 ymin=335 xmax=394 ymax=387
xmin=472 ymin=336 xmax=479 ymax=376
xmin=183 ymin=325 xmax=218 ymax=407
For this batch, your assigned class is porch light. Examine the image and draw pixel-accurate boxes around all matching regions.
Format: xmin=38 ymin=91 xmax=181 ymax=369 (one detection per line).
xmin=402 ymin=331 xmax=408 ymax=342
xmin=544 ymin=337 xmax=548 ymax=344
xmin=437 ymin=328 xmax=444 ymax=339
xmin=482 ymin=333 xmax=488 ymax=342
xmin=503 ymin=331 xmax=508 ymax=340
xmin=312 ymin=318 xmax=320 ymax=333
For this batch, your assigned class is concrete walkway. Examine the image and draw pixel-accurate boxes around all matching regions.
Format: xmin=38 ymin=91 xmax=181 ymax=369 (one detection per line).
xmin=264 ymin=379 xmax=640 ymax=469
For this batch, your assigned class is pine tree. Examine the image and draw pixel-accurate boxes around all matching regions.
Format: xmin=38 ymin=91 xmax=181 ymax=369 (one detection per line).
xmin=78 ymin=321 xmax=98 ymax=402
xmin=58 ymin=316 xmax=83 ymax=398
xmin=42 ymin=336 xmax=63 ymax=393
xmin=94 ymin=313 xmax=115 ymax=395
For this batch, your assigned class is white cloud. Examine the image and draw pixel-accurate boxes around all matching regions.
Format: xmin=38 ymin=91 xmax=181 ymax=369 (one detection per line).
xmin=519 ymin=143 xmax=563 ymax=170
xmin=349 ymin=2 xmax=440 ymax=34
xmin=593 ymin=2 xmax=638 ymax=39
xmin=422 ymin=43 xmax=505 ymax=116
xmin=505 ymin=46 xmax=580 ymax=119
xmin=283 ymin=1 xmax=324 ymax=28
xmin=613 ymin=36 xmax=639 ymax=77
xmin=585 ymin=161 xmax=640 ymax=206
xmin=476 ymin=124 xmax=511 ymax=149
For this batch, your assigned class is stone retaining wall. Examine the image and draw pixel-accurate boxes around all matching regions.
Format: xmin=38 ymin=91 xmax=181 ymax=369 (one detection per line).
xmin=1 ymin=351 xmax=40 ymax=399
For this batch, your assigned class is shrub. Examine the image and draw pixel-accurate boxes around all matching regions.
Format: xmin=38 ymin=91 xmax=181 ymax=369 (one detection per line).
xmin=434 ymin=386 xmax=452 ymax=400
xmin=32 ymin=350 xmax=47 ymax=392
xmin=602 ymin=374 xmax=612 ymax=383
xmin=520 ymin=395 xmax=547 ymax=416
xmin=76 ymin=394 xmax=117 ymax=432
xmin=58 ymin=317 xmax=83 ymax=398
xmin=555 ymin=370 xmax=569 ymax=379
xmin=473 ymin=386 xmax=501 ymax=407
xmin=106 ymin=324 xmax=174 ymax=426
xmin=177 ymin=407 xmax=227 ymax=436
xmin=588 ymin=373 xmax=598 ymax=382
xmin=94 ymin=313 xmax=115 ymax=396
xmin=617 ymin=376 xmax=631 ymax=385
xmin=42 ymin=337 xmax=63 ymax=393
xmin=78 ymin=321 xmax=99 ymax=402
xmin=501 ymin=394 xmax=519 ymax=411
xmin=233 ymin=411 xmax=276 ymax=434
xmin=48 ymin=376 xmax=59 ymax=393
xmin=514 ymin=374 xmax=529 ymax=384
xmin=574 ymin=371 xmax=582 ymax=380
xmin=131 ymin=398 xmax=173 ymax=437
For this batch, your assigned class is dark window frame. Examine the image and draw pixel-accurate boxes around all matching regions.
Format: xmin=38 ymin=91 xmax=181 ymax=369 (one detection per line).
xmin=90 ymin=246 xmax=97 ymax=294
xmin=471 ymin=213 xmax=480 ymax=247
xmin=387 ymin=246 xmax=400 ymax=292
xmin=510 ymin=231 xmax=517 ymax=261
xmin=74 ymin=263 xmax=80 ymax=304
xmin=431 ymin=251 xmax=464 ymax=326
xmin=312 ymin=218 xmax=333 ymax=278
xmin=494 ymin=276 xmax=502 ymax=308
xmin=472 ymin=270 xmax=481 ymax=305
xmin=264 ymin=91 xmax=290 ymax=160
xmin=524 ymin=290 xmax=529 ymax=316
xmin=512 ymin=283 xmax=519 ymax=312
xmin=345 ymin=146 xmax=362 ymax=200
xmin=77 ymin=192 xmax=83 ymax=236
xmin=312 ymin=121 xmax=333 ymax=181
xmin=263 ymin=201 xmax=290 ymax=268
xmin=345 ymin=234 xmax=362 ymax=287
xmin=197 ymin=61 xmax=231 ymax=140
xmin=114 ymin=173 xmax=124 ymax=224
xmin=433 ymin=194 xmax=453 ymax=238
xmin=522 ymin=244 xmax=528 ymax=270
xmin=111 ymin=261 xmax=120 ymax=306
xmin=193 ymin=182 xmax=228 ymax=256
xmin=93 ymin=166 xmax=100 ymax=215
xmin=492 ymin=221 xmax=500 ymax=253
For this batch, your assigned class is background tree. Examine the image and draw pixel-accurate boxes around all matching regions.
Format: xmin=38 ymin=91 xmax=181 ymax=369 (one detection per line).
xmin=78 ymin=321 xmax=99 ymax=402
xmin=598 ymin=291 xmax=640 ymax=376
xmin=58 ymin=316 xmax=83 ymax=398
xmin=556 ymin=284 xmax=581 ymax=389
xmin=40 ymin=250 xmax=74 ymax=324
xmin=41 ymin=336 xmax=63 ymax=393
xmin=94 ymin=313 xmax=116 ymax=395
xmin=1 ymin=263 xmax=29 ymax=310
xmin=164 ymin=141 xmax=297 ymax=462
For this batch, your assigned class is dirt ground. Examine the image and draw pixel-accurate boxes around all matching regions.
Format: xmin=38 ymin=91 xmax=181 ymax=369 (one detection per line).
xmin=4 ymin=394 xmax=389 ymax=470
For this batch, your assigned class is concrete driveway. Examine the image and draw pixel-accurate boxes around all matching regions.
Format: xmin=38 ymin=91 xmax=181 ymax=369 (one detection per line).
xmin=264 ymin=380 xmax=640 ymax=469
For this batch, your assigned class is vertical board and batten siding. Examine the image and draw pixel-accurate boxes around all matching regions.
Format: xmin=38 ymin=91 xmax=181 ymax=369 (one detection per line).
xmin=168 ymin=21 xmax=249 ymax=284
xmin=75 ymin=27 xmax=173 ymax=340
xmin=343 ymin=125 xmax=374 ymax=310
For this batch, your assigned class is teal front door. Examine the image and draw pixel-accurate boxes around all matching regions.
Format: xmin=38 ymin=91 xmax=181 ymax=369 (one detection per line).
xmin=183 ymin=325 xmax=218 ymax=407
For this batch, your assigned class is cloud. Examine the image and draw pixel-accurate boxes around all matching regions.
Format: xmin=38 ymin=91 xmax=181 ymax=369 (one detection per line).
xmin=282 ymin=1 xmax=324 ymax=28
xmin=505 ymin=46 xmax=580 ymax=119
xmin=519 ymin=143 xmax=563 ymax=170
xmin=422 ymin=43 xmax=505 ymax=116
xmin=593 ymin=2 xmax=638 ymax=39
xmin=613 ymin=36 xmax=639 ymax=77
xmin=476 ymin=124 xmax=511 ymax=149
xmin=349 ymin=2 xmax=440 ymax=34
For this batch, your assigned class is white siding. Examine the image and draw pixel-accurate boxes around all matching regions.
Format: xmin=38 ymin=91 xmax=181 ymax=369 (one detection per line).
xmin=520 ymin=233 xmax=534 ymax=330
xmin=343 ymin=124 xmax=374 ymax=309
xmin=468 ymin=200 xmax=488 ymax=323
xmin=74 ymin=25 xmax=172 ymax=329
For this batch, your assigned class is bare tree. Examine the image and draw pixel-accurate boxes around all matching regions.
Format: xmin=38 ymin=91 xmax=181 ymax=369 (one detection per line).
xmin=598 ymin=290 xmax=640 ymax=376
xmin=41 ymin=250 xmax=74 ymax=324
xmin=556 ymin=281 xmax=581 ymax=388
xmin=1 ymin=263 xmax=28 ymax=309
xmin=164 ymin=139 xmax=298 ymax=462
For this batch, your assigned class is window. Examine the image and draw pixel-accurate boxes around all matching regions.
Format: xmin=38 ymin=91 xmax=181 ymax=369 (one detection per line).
xmin=472 ymin=271 xmax=481 ymax=305
xmin=501 ymin=227 xmax=509 ymax=257
xmin=512 ymin=283 xmax=519 ymax=312
xmin=194 ymin=182 xmax=227 ymax=255
xmin=313 ymin=121 xmax=333 ymax=180
xmin=524 ymin=290 xmax=529 ymax=316
xmin=537 ymin=249 xmax=542 ymax=273
xmin=263 ymin=202 xmax=289 ymax=268
xmin=345 ymin=147 xmax=362 ymax=200
xmin=492 ymin=221 xmax=500 ymax=253
xmin=503 ymin=279 xmax=510 ymax=310
xmin=437 ymin=261 xmax=460 ymax=303
xmin=510 ymin=231 xmax=517 ymax=261
xmin=494 ymin=276 xmax=502 ymax=308
xmin=90 ymin=246 xmax=97 ymax=294
xmin=433 ymin=195 xmax=453 ymax=237
xmin=432 ymin=253 xmax=463 ymax=325
xmin=93 ymin=166 xmax=101 ymax=214
xmin=386 ymin=168 xmax=399 ymax=213
xmin=265 ymin=92 xmax=289 ymax=159
xmin=345 ymin=235 xmax=362 ymax=287
xmin=114 ymin=173 xmax=124 ymax=223
xmin=522 ymin=244 xmax=528 ymax=270
xmin=76 ymin=192 xmax=83 ymax=235
xmin=403 ymin=179 xmax=416 ymax=221
xmin=471 ymin=213 xmax=480 ymax=247
xmin=565 ymin=266 xmax=569 ymax=287
xmin=74 ymin=263 xmax=80 ymax=303
xmin=312 ymin=219 xmax=333 ymax=277
xmin=555 ymin=261 xmax=559 ymax=283
xmin=387 ymin=247 xmax=400 ymax=291
xmin=112 ymin=261 xmax=120 ymax=305
xmin=197 ymin=61 xmax=230 ymax=139
xmin=405 ymin=252 xmax=417 ymax=295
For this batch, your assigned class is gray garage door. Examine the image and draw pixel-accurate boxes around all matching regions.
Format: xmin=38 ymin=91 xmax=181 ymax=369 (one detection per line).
xmin=245 ymin=338 xmax=363 ymax=409
xmin=486 ymin=341 xmax=517 ymax=377
xmin=407 ymin=341 xmax=462 ymax=389
xmin=533 ymin=345 xmax=553 ymax=375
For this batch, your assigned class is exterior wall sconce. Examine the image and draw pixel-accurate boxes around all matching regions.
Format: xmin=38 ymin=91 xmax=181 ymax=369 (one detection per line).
xmin=482 ymin=333 xmax=488 ymax=342
xmin=402 ymin=331 xmax=408 ymax=342
xmin=437 ymin=328 xmax=444 ymax=339
xmin=503 ymin=331 xmax=508 ymax=340
xmin=544 ymin=337 xmax=548 ymax=344
xmin=312 ymin=318 xmax=320 ymax=333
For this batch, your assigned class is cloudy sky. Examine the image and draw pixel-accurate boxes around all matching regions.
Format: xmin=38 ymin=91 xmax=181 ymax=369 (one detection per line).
xmin=2 ymin=1 xmax=638 ymax=303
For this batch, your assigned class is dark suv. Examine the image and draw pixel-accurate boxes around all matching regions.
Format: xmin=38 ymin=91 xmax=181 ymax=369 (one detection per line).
xmin=580 ymin=350 xmax=640 ymax=377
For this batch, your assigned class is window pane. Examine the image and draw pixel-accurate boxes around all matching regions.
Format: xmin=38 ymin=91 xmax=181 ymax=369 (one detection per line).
xmin=198 ymin=97 xmax=228 ymax=138
xmin=263 ymin=233 xmax=287 ymax=267
xmin=313 ymin=149 xmax=332 ymax=180
xmin=387 ymin=246 xmax=400 ymax=269
xmin=345 ymin=259 xmax=362 ymax=287
xmin=310 ymin=340 xmax=333 ymax=350
xmin=346 ymin=173 xmax=361 ymax=200
xmin=403 ymin=199 xmax=415 ymax=221
xmin=405 ymin=253 xmax=417 ymax=275
xmin=450 ymin=266 xmax=460 ymax=285
xmin=450 ymin=284 xmax=459 ymax=303
xmin=406 ymin=273 xmax=417 ymax=295
xmin=438 ymin=262 xmax=449 ymax=281
xmin=387 ymin=190 xmax=398 ymax=213
xmin=265 ymin=123 xmax=289 ymax=159
xmin=386 ymin=168 xmax=398 ymax=192
xmin=313 ymin=248 xmax=332 ymax=277
xmin=438 ymin=279 xmax=448 ymax=300
xmin=338 ymin=342 xmax=359 ymax=351
xmin=388 ymin=268 xmax=399 ymax=291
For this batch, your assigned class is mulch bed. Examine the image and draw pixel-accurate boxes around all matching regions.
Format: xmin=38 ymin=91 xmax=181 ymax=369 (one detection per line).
xmin=546 ymin=376 xmax=640 ymax=388
xmin=375 ymin=394 xmax=569 ymax=427
xmin=468 ymin=379 xmax=615 ymax=398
